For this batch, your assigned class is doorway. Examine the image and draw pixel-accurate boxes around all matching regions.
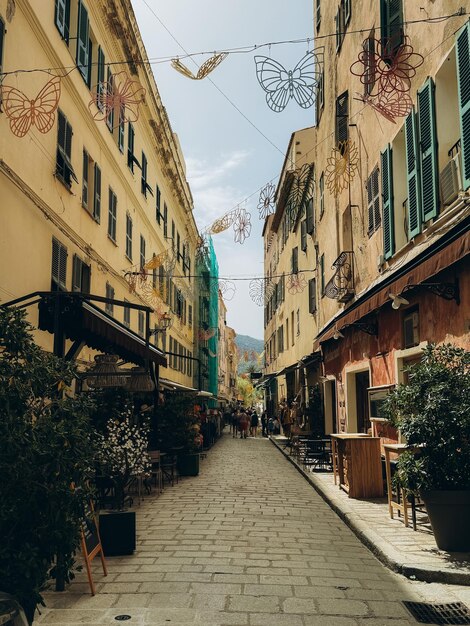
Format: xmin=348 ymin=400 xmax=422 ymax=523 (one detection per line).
xmin=356 ymin=371 xmax=371 ymax=433
xmin=323 ymin=379 xmax=337 ymax=434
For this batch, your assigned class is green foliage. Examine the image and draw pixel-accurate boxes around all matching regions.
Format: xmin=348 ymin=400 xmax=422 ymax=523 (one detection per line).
xmin=383 ymin=343 xmax=470 ymax=494
xmin=236 ymin=376 xmax=262 ymax=407
xmin=156 ymin=392 xmax=199 ymax=453
xmin=0 ymin=307 xmax=96 ymax=622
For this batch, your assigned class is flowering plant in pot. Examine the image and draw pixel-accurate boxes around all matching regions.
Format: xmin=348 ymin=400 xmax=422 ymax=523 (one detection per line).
xmin=383 ymin=343 xmax=470 ymax=551
xmin=95 ymin=412 xmax=151 ymax=555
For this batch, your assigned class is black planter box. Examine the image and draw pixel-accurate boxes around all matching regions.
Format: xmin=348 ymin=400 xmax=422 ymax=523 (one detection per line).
xmin=99 ymin=511 xmax=136 ymax=556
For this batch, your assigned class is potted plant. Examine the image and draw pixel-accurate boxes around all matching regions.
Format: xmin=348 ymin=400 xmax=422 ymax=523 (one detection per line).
xmin=0 ymin=307 xmax=96 ymax=623
xmin=383 ymin=343 xmax=470 ymax=552
xmin=95 ymin=412 xmax=151 ymax=556
xmin=157 ymin=393 xmax=200 ymax=476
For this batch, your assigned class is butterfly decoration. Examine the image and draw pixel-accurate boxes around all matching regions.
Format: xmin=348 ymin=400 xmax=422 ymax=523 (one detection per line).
xmin=325 ymin=140 xmax=359 ymax=197
xmin=257 ymin=183 xmax=276 ymax=220
xmin=254 ymin=51 xmax=320 ymax=112
xmin=358 ymin=88 xmax=413 ymax=124
xmin=171 ymin=53 xmax=228 ymax=80
xmin=143 ymin=250 xmax=170 ymax=271
xmin=233 ymin=208 xmax=252 ymax=244
xmin=286 ymin=273 xmax=307 ymax=295
xmin=0 ymin=75 xmax=61 ymax=138
xmin=89 ymin=70 xmax=145 ymax=125
xmin=287 ymin=163 xmax=314 ymax=224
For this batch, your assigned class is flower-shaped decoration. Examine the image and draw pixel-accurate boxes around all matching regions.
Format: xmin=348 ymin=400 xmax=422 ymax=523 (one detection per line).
xmin=218 ymin=279 xmax=236 ymax=302
xmin=89 ymin=70 xmax=145 ymax=124
xmin=360 ymin=88 xmax=413 ymax=124
xmin=1 ymin=75 xmax=62 ymax=138
xmin=325 ymin=140 xmax=359 ymax=197
xmin=233 ymin=208 xmax=252 ymax=244
xmin=350 ymin=36 xmax=423 ymax=96
xmin=257 ymin=183 xmax=276 ymax=219
xmin=209 ymin=208 xmax=240 ymax=234
xmin=286 ymin=273 xmax=307 ymax=295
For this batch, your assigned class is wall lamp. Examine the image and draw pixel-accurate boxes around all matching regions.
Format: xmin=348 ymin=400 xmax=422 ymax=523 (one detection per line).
xmin=333 ymin=328 xmax=344 ymax=340
xmin=389 ymin=279 xmax=460 ymax=309
xmin=150 ymin=312 xmax=172 ymax=335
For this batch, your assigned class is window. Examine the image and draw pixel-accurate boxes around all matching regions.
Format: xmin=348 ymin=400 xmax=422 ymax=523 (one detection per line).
xmin=127 ymin=123 xmax=136 ymax=171
xmin=105 ymin=282 xmax=114 ymax=315
xmin=118 ymin=106 xmax=125 ymax=152
xmin=403 ymin=307 xmax=419 ymax=349
xmin=301 ymin=220 xmax=307 ymax=252
xmin=82 ymin=149 xmax=90 ymax=209
xmin=123 ymin=300 xmax=131 ymax=328
xmin=177 ymin=232 xmax=181 ymax=263
xmin=106 ymin=68 xmax=114 ymax=131
xmin=286 ymin=318 xmax=289 ymax=348
xmin=320 ymin=253 xmax=325 ymax=295
xmin=319 ymin=172 xmax=325 ymax=217
xmin=296 ymin=308 xmax=300 ymax=336
xmin=138 ymin=311 xmax=145 ymax=337
xmin=93 ymin=163 xmax=101 ymax=222
xmin=306 ymin=197 xmax=314 ymax=234
xmin=363 ymin=36 xmax=376 ymax=96
xmin=156 ymin=185 xmax=162 ymax=223
xmin=169 ymin=336 xmax=173 ymax=366
xmin=315 ymin=0 xmax=321 ymax=30
xmin=417 ymin=78 xmax=439 ymax=223
xmin=108 ymin=188 xmax=117 ymax=242
xmin=277 ymin=326 xmax=284 ymax=353
xmin=291 ymin=247 xmax=299 ymax=274
xmin=0 ymin=17 xmax=4 ymax=76
xmin=141 ymin=152 xmax=153 ymax=197
xmin=56 ymin=110 xmax=77 ymax=188
xmin=51 ymin=238 xmax=67 ymax=291
xmin=380 ymin=0 xmax=403 ymax=53
xmin=72 ymin=254 xmax=91 ymax=293
xmin=76 ymin=0 xmax=90 ymax=82
xmin=96 ymin=46 xmax=105 ymax=110
xmin=335 ymin=0 xmax=350 ymax=52
xmin=367 ymin=166 xmax=381 ymax=235
xmin=291 ymin=311 xmax=294 ymax=345
xmin=125 ymin=214 xmax=133 ymax=259
xmin=188 ymin=304 xmax=193 ymax=328
xmin=171 ymin=220 xmax=175 ymax=249
xmin=140 ymin=234 xmax=146 ymax=269
xmin=457 ymin=22 xmax=470 ymax=191
xmin=315 ymin=70 xmax=324 ymax=125
xmin=308 ymin=278 xmax=317 ymax=314
xmin=55 ymin=0 xmax=70 ymax=43
xmin=335 ymin=91 xmax=349 ymax=146
xmin=381 ymin=146 xmax=395 ymax=259
xmin=163 ymin=203 xmax=168 ymax=238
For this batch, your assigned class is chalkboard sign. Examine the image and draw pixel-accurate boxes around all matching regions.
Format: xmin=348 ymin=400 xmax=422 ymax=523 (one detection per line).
xmin=80 ymin=502 xmax=107 ymax=596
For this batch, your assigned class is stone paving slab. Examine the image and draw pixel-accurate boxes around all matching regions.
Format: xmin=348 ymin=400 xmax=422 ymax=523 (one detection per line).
xmin=270 ymin=436 xmax=470 ymax=585
xmin=36 ymin=433 xmax=470 ymax=625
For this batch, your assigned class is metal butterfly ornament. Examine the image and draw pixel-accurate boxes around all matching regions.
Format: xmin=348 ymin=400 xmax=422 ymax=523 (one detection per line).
xmin=254 ymin=51 xmax=320 ymax=112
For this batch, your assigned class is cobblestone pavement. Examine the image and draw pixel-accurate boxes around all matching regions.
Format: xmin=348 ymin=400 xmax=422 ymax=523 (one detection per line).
xmin=37 ymin=433 xmax=470 ymax=625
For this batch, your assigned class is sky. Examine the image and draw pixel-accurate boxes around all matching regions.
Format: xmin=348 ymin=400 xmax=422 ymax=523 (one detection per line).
xmin=132 ymin=0 xmax=315 ymax=339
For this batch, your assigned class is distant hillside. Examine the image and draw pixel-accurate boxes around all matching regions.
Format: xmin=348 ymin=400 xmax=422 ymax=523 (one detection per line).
xmin=235 ymin=335 xmax=263 ymax=375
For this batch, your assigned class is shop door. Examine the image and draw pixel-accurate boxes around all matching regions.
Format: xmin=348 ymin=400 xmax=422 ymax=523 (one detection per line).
xmin=356 ymin=371 xmax=370 ymax=433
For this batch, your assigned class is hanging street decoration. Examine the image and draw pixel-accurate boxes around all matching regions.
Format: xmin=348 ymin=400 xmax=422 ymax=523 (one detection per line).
xmin=249 ymin=278 xmax=275 ymax=307
xmin=218 ymin=279 xmax=236 ymax=302
xmin=207 ymin=208 xmax=241 ymax=235
xmin=171 ymin=53 xmax=228 ymax=80
xmin=254 ymin=51 xmax=320 ymax=112
xmin=325 ymin=140 xmax=359 ymax=197
xmin=0 ymin=75 xmax=61 ymax=138
xmin=358 ymin=88 xmax=413 ymax=124
xmin=287 ymin=163 xmax=314 ymax=224
xmin=233 ymin=208 xmax=252 ymax=244
xmin=257 ymin=183 xmax=276 ymax=219
xmin=198 ymin=328 xmax=217 ymax=341
xmin=350 ymin=36 xmax=424 ymax=97
xmin=208 ymin=349 xmax=218 ymax=358
xmin=89 ymin=70 xmax=145 ymax=125
xmin=286 ymin=273 xmax=307 ymax=295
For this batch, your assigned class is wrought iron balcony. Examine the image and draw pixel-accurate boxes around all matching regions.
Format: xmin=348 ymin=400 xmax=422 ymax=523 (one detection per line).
xmin=324 ymin=251 xmax=355 ymax=303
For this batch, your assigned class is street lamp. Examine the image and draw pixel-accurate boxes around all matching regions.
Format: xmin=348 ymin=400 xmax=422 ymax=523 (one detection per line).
xmin=151 ymin=312 xmax=172 ymax=335
xmin=388 ymin=293 xmax=410 ymax=310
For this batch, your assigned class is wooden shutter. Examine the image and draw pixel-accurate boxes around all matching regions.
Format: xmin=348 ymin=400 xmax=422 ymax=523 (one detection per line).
xmin=93 ymin=164 xmax=101 ymax=221
xmin=55 ymin=0 xmax=70 ymax=42
xmin=320 ymin=254 xmax=324 ymax=294
xmin=76 ymin=0 xmax=89 ymax=79
xmin=344 ymin=0 xmax=351 ymax=27
xmin=97 ymin=47 xmax=105 ymax=109
xmin=381 ymin=147 xmax=395 ymax=259
xmin=405 ymin=111 xmax=421 ymax=238
xmin=308 ymin=278 xmax=317 ymax=314
xmin=381 ymin=0 xmax=403 ymax=51
xmin=336 ymin=92 xmax=349 ymax=144
xmin=315 ymin=0 xmax=321 ymax=29
xmin=306 ymin=197 xmax=314 ymax=234
xmin=418 ymin=78 xmax=439 ymax=222
xmin=127 ymin=123 xmax=135 ymax=170
xmin=301 ymin=220 xmax=307 ymax=252
xmin=106 ymin=68 xmax=114 ymax=130
xmin=82 ymin=150 xmax=89 ymax=208
xmin=118 ymin=107 xmax=125 ymax=151
xmin=141 ymin=152 xmax=147 ymax=194
xmin=291 ymin=247 xmax=298 ymax=274
xmin=456 ymin=21 xmax=470 ymax=190
xmin=52 ymin=239 xmax=67 ymax=291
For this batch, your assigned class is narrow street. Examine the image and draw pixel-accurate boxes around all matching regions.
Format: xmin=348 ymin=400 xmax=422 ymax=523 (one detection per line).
xmin=37 ymin=433 xmax=469 ymax=625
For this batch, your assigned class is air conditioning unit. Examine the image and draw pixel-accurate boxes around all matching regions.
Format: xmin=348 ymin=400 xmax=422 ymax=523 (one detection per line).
xmin=440 ymin=153 xmax=462 ymax=207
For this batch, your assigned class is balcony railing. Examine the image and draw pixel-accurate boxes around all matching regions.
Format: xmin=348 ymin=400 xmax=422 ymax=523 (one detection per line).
xmin=324 ymin=251 xmax=355 ymax=303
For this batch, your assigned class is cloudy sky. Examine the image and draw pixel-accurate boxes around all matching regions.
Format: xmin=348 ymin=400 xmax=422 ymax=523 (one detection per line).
xmin=132 ymin=0 xmax=314 ymax=339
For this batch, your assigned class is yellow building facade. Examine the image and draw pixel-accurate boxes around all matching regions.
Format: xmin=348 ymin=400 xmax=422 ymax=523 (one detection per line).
xmin=217 ymin=290 xmax=238 ymax=405
xmin=0 ymin=0 xmax=201 ymax=389
xmin=263 ymin=1 xmax=470 ymax=434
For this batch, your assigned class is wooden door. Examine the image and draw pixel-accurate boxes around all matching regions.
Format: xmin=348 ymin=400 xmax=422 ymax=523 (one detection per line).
xmin=356 ymin=371 xmax=370 ymax=433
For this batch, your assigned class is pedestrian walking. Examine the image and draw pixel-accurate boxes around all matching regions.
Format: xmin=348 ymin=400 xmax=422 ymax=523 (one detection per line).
xmin=250 ymin=409 xmax=259 ymax=437
xmin=261 ymin=411 xmax=267 ymax=437
xmin=267 ymin=417 xmax=274 ymax=436
xmin=232 ymin=411 xmax=239 ymax=438
xmin=239 ymin=411 xmax=249 ymax=439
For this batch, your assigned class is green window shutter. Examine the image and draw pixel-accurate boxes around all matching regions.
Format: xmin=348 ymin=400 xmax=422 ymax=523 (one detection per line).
xmin=97 ymin=47 xmax=105 ymax=110
xmin=55 ymin=0 xmax=70 ymax=43
xmin=306 ymin=197 xmax=314 ymax=234
xmin=381 ymin=146 xmax=395 ymax=259
xmin=381 ymin=0 xmax=403 ymax=52
xmin=417 ymin=78 xmax=439 ymax=222
xmin=93 ymin=164 xmax=101 ymax=222
xmin=456 ymin=22 xmax=470 ymax=190
xmin=127 ymin=123 xmax=135 ymax=171
xmin=301 ymin=220 xmax=307 ymax=252
xmin=405 ymin=110 xmax=422 ymax=238
xmin=76 ymin=0 xmax=89 ymax=79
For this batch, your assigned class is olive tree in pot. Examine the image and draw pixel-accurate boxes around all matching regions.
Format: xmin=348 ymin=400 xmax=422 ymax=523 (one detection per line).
xmin=383 ymin=343 xmax=470 ymax=552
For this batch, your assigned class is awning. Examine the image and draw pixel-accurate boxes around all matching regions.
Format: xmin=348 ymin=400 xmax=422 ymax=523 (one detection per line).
xmin=38 ymin=294 xmax=167 ymax=367
xmin=160 ymin=378 xmax=198 ymax=393
xmin=316 ymin=217 xmax=469 ymax=346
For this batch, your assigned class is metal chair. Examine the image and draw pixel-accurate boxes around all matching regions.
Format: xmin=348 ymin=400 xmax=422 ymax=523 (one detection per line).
xmin=148 ymin=450 xmax=163 ymax=494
